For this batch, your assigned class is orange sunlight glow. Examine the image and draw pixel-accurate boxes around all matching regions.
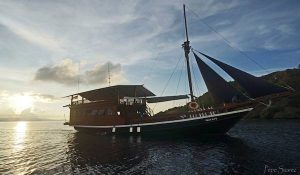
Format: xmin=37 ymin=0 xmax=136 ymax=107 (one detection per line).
xmin=9 ymin=94 xmax=33 ymax=114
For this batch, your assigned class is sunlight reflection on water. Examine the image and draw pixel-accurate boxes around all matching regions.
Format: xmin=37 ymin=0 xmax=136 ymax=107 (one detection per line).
xmin=14 ymin=122 xmax=27 ymax=152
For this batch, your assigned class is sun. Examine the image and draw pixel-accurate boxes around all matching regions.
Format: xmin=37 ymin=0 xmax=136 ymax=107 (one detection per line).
xmin=9 ymin=94 xmax=34 ymax=114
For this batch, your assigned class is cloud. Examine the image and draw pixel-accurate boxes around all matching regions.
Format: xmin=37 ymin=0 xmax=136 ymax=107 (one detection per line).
xmin=85 ymin=62 xmax=122 ymax=84
xmin=34 ymin=59 xmax=125 ymax=86
xmin=31 ymin=93 xmax=58 ymax=103
xmin=185 ymin=0 xmax=300 ymax=54
xmin=0 ymin=16 xmax=63 ymax=51
xmin=186 ymin=0 xmax=241 ymax=19
xmin=34 ymin=59 xmax=79 ymax=85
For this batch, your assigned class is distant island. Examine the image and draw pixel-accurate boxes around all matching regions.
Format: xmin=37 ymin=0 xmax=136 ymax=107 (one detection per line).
xmin=0 ymin=117 xmax=62 ymax=122
xmin=160 ymin=68 xmax=300 ymax=119
xmin=0 ymin=116 xmax=63 ymax=122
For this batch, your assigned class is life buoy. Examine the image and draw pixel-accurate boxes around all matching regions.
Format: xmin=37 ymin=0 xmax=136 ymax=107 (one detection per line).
xmin=188 ymin=102 xmax=199 ymax=110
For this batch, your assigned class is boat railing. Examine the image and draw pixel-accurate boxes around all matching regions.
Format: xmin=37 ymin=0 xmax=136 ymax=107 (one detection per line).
xmin=119 ymin=98 xmax=145 ymax=106
xmin=155 ymin=104 xmax=248 ymax=119
xmin=70 ymin=99 xmax=114 ymax=106
xmin=153 ymin=106 xmax=217 ymax=118
xmin=71 ymin=100 xmax=84 ymax=105
xmin=69 ymin=98 xmax=147 ymax=107
xmin=184 ymin=107 xmax=219 ymax=118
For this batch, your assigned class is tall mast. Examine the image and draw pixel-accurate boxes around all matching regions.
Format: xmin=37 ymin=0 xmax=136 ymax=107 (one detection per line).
xmin=182 ymin=4 xmax=194 ymax=101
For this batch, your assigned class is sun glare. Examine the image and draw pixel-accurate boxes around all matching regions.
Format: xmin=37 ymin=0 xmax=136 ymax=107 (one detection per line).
xmin=15 ymin=121 xmax=27 ymax=133
xmin=9 ymin=94 xmax=33 ymax=114
xmin=14 ymin=121 xmax=27 ymax=151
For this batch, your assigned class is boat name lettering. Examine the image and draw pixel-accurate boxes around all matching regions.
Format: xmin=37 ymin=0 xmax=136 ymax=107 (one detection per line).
xmin=205 ymin=117 xmax=217 ymax=122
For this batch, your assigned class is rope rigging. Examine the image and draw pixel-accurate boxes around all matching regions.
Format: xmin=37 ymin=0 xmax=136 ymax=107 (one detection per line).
xmin=152 ymin=55 xmax=183 ymax=112
xmin=184 ymin=56 xmax=189 ymax=104
xmin=186 ymin=6 xmax=268 ymax=71
xmin=186 ymin=6 xmax=294 ymax=91
xmin=142 ymin=51 xmax=164 ymax=86
xmin=173 ymin=59 xmax=185 ymax=107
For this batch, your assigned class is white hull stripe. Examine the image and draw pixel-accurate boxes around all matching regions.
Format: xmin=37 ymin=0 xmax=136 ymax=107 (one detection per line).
xmin=73 ymin=108 xmax=253 ymax=129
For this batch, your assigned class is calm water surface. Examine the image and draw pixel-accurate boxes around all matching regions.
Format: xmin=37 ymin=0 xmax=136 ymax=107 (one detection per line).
xmin=0 ymin=120 xmax=299 ymax=174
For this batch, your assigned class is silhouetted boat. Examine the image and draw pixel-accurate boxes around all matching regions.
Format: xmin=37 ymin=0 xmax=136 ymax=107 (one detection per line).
xmin=63 ymin=4 xmax=291 ymax=135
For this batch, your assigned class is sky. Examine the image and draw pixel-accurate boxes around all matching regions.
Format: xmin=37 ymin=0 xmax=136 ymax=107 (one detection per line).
xmin=0 ymin=0 xmax=299 ymax=120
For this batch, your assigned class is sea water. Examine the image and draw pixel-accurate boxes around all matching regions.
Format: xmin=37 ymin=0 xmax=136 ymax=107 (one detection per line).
xmin=0 ymin=120 xmax=299 ymax=174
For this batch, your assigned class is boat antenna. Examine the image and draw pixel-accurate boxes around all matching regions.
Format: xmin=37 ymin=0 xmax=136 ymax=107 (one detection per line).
xmin=108 ymin=62 xmax=111 ymax=86
xmin=182 ymin=4 xmax=195 ymax=102
xmin=77 ymin=62 xmax=80 ymax=92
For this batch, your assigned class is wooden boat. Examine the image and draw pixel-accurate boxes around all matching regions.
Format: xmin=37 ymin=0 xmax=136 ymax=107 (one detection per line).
xmin=64 ymin=5 xmax=291 ymax=135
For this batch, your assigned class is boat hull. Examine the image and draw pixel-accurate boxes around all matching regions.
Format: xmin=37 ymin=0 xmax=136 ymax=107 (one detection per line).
xmin=73 ymin=108 xmax=252 ymax=136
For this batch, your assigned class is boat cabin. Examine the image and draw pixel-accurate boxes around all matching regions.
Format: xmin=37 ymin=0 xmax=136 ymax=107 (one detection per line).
xmin=65 ymin=85 xmax=155 ymax=126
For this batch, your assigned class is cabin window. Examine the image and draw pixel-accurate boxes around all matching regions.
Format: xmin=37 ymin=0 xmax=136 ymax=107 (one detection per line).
xmin=86 ymin=109 xmax=92 ymax=116
xmin=97 ymin=109 xmax=105 ymax=116
xmin=84 ymin=108 xmax=115 ymax=117
xmin=79 ymin=110 xmax=84 ymax=117
xmin=71 ymin=111 xmax=76 ymax=117
xmin=91 ymin=110 xmax=97 ymax=116
xmin=85 ymin=109 xmax=92 ymax=116
xmin=80 ymin=111 xmax=84 ymax=117
xmin=74 ymin=110 xmax=79 ymax=117
xmin=106 ymin=108 xmax=114 ymax=115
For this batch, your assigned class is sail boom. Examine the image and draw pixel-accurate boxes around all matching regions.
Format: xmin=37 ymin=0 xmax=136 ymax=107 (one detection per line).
xmin=146 ymin=95 xmax=189 ymax=103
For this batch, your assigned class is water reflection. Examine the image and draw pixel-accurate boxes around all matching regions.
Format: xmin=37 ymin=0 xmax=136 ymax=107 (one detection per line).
xmin=1 ymin=121 xmax=298 ymax=174
xmin=14 ymin=121 xmax=27 ymax=151
xmin=67 ymin=133 xmax=258 ymax=174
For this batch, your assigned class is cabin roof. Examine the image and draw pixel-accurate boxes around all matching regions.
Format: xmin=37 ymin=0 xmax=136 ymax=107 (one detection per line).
xmin=66 ymin=85 xmax=155 ymax=101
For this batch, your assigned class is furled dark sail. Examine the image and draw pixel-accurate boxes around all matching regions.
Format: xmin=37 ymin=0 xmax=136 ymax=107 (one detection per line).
xmin=146 ymin=95 xmax=189 ymax=103
xmin=197 ymin=51 xmax=288 ymax=98
xmin=193 ymin=52 xmax=245 ymax=104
